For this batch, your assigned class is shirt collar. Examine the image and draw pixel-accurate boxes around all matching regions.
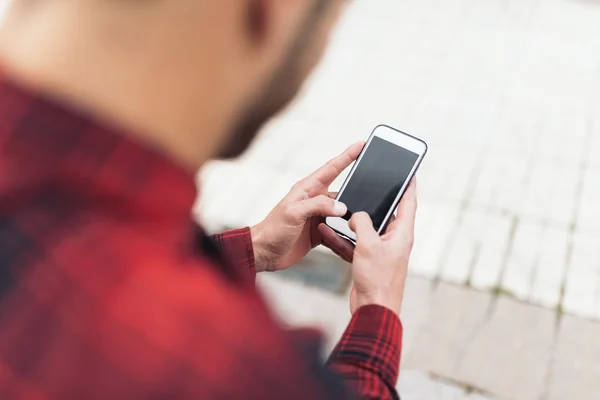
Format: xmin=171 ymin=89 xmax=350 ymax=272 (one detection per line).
xmin=0 ymin=77 xmax=197 ymax=225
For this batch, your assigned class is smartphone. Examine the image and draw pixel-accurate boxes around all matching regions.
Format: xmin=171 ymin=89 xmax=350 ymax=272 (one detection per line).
xmin=325 ymin=125 xmax=427 ymax=242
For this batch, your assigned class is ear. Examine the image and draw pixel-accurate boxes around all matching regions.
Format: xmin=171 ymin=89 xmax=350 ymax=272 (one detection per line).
xmin=245 ymin=0 xmax=306 ymax=45
xmin=246 ymin=0 xmax=272 ymax=43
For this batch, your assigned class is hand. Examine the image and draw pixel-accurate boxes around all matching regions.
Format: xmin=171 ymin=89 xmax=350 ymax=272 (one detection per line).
xmin=348 ymin=179 xmax=417 ymax=315
xmin=250 ymin=142 xmax=363 ymax=272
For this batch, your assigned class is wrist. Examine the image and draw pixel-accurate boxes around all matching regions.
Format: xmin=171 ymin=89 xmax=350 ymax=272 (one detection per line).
xmin=250 ymin=223 xmax=272 ymax=273
xmin=355 ymin=290 xmax=404 ymax=315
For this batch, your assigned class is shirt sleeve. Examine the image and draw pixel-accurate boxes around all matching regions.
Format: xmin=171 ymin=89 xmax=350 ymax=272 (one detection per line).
xmin=327 ymin=305 xmax=402 ymax=399
xmin=210 ymin=227 xmax=256 ymax=285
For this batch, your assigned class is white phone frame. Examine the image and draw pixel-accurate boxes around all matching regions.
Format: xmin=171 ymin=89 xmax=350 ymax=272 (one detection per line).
xmin=325 ymin=125 xmax=427 ymax=242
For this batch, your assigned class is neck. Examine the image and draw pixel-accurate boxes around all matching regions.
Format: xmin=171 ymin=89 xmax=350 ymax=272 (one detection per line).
xmin=0 ymin=1 xmax=232 ymax=170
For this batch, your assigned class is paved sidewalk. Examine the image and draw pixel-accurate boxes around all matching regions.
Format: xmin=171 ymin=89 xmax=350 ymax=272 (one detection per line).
xmin=197 ymin=0 xmax=600 ymax=398
xmin=258 ymin=273 xmax=600 ymax=400
xmin=258 ymin=273 xmax=500 ymax=400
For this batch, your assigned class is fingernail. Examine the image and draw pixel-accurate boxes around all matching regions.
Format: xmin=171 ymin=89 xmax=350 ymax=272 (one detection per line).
xmin=334 ymin=201 xmax=347 ymax=215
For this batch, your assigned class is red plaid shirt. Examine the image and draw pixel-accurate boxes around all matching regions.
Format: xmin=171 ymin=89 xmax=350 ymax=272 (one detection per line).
xmin=0 ymin=78 xmax=402 ymax=399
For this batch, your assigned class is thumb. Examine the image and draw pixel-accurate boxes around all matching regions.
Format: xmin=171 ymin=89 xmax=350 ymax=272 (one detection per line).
xmin=292 ymin=195 xmax=347 ymax=220
xmin=349 ymin=212 xmax=378 ymax=249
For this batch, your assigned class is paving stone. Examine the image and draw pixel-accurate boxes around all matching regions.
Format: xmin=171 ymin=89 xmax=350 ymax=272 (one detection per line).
xmin=404 ymin=283 xmax=492 ymax=379
xmin=587 ymin=116 xmax=600 ymax=170
xmin=485 ymin=110 xmax=539 ymax=158
xmin=519 ymin=162 xmax=580 ymax=226
xmin=440 ymin=209 xmax=512 ymax=289
xmin=470 ymin=154 xmax=531 ymax=213
xmin=459 ymin=297 xmax=555 ymax=400
xmin=411 ymin=200 xmax=460 ymax=279
xmin=418 ymin=144 xmax=478 ymax=203
xmin=397 ymin=370 xmax=466 ymax=400
xmin=438 ymin=214 xmax=479 ymax=284
xmin=501 ymin=220 xmax=543 ymax=301
xmin=238 ymin=118 xmax=310 ymax=168
xmin=576 ymin=168 xmax=600 ymax=234
xmin=547 ymin=315 xmax=600 ymax=400
xmin=532 ymin=108 xmax=588 ymax=166
xmin=563 ymin=232 xmax=600 ymax=319
xmin=501 ymin=221 xmax=571 ymax=310
xmin=399 ymin=276 xmax=434 ymax=358
xmin=464 ymin=394 xmax=496 ymax=400
xmin=529 ymin=226 xmax=569 ymax=309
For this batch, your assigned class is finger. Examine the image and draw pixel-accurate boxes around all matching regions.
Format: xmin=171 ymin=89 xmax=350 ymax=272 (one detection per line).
xmin=328 ymin=192 xmax=338 ymax=199
xmin=349 ymin=212 xmax=378 ymax=248
xmin=290 ymin=195 xmax=347 ymax=220
xmin=306 ymin=142 xmax=364 ymax=189
xmin=318 ymin=223 xmax=354 ymax=263
xmin=389 ymin=178 xmax=418 ymax=237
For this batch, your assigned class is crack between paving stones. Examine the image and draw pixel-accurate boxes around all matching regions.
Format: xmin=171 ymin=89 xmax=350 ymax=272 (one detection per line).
xmin=433 ymin=202 xmax=469 ymax=286
xmin=465 ymin=242 xmax=481 ymax=287
xmin=493 ymin=215 xmax=519 ymax=299
xmin=528 ymin=222 xmax=546 ymax=307
xmin=555 ymin=112 xmax=595 ymax=322
xmin=538 ymin=312 xmax=561 ymax=400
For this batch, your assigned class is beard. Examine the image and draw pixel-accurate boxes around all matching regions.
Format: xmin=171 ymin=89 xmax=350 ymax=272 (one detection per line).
xmin=216 ymin=0 xmax=328 ymax=159
xmin=217 ymin=63 xmax=304 ymax=159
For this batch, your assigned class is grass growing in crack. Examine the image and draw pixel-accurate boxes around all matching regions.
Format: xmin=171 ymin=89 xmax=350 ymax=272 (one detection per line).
xmin=463 ymin=384 xmax=476 ymax=394
xmin=491 ymin=285 xmax=516 ymax=299
xmin=554 ymin=303 xmax=564 ymax=317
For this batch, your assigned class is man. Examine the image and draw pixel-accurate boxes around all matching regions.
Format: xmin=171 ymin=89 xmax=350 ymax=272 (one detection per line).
xmin=0 ymin=1 xmax=417 ymax=399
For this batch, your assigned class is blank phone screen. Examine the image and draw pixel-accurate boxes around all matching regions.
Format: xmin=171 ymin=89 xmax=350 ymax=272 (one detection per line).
xmin=339 ymin=136 xmax=419 ymax=230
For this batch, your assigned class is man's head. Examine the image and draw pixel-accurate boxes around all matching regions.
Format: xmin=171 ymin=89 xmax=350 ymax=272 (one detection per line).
xmin=0 ymin=0 xmax=346 ymax=167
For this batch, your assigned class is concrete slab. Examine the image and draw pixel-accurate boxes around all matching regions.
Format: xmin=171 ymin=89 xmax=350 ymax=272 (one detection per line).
xmin=547 ymin=315 xmax=600 ymax=400
xmin=501 ymin=220 xmax=543 ymax=301
xmin=530 ymin=226 xmax=569 ymax=309
xmin=398 ymin=370 xmax=466 ymax=400
xmin=404 ymin=283 xmax=493 ymax=379
xmin=459 ymin=298 xmax=555 ymax=400
xmin=400 ymin=276 xmax=434 ymax=358
xmin=563 ymin=233 xmax=600 ymax=319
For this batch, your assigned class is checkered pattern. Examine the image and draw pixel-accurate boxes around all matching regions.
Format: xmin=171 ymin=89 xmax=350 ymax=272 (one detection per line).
xmin=0 ymin=77 xmax=401 ymax=399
